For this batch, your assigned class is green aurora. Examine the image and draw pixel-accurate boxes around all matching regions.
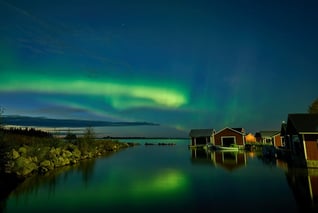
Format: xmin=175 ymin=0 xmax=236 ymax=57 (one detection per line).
xmin=1 ymin=0 xmax=317 ymax=136
xmin=0 ymin=71 xmax=188 ymax=110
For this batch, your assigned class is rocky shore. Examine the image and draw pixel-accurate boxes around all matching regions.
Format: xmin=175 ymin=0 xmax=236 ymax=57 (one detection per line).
xmin=2 ymin=140 xmax=138 ymax=178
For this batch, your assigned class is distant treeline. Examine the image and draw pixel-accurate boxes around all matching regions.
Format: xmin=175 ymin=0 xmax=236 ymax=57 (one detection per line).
xmin=0 ymin=127 xmax=53 ymax=138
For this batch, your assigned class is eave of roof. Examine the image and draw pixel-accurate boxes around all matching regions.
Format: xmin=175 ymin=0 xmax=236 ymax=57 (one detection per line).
xmin=299 ymin=132 xmax=318 ymax=135
xmin=215 ymin=127 xmax=244 ymax=135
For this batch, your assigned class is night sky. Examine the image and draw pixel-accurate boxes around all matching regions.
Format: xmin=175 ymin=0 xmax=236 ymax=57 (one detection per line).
xmin=1 ymin=0 xmax=317 ymax=137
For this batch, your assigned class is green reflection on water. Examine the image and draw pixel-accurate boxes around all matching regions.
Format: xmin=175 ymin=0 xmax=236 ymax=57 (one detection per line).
xmin=128 ymin=169 xmax=188 ymax=199
xmin=6 ymin=166 xmax=189 ymax=212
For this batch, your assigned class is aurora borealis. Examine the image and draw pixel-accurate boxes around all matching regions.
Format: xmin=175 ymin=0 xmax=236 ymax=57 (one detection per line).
xmin=1 ymin=0 xmax=318 ymax=137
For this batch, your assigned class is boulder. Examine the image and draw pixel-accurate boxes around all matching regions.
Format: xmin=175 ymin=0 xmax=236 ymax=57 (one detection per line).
xmin=48 ymin=147 xmax=58 ymax=158
xmin=87 ymin=152 xmax=93 ymax=158
xmin=40 ymin=160 xmax=52 ymax=168
xmin=19 ymin=164 xmax=37 ymax=176
xmin=18 ymin=146 xmax=28 ymax=156
xmin=31 ymin=156 xmax=38 ymax=163
xmin=13 ymin=156 xmax=37 ymax=176
xmin=62 ymin=150 xmax=72 ymax=158
xmin=72 ymin=148 xmax=81 ymax=159
xmin=63 ymin=158 xmax=70 ymax=165
xmin=70 ymin=159 xmax=77 ymax=164
xmin=39 ymin=167 xmax=49 ymax=174
xmin=55 ymin=147 xmax=62 ymax=156
xmin=52 ymin=156 xmax=69 ymax=167
xmin=11 ymin=149 xmax=20 ymax=160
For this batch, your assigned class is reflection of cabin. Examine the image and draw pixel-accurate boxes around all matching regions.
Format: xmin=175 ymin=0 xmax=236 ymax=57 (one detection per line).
xmin=211 ymin=151 xmax=247 ymax=171
xmin=190 ymin=148 xmax=214 ymax=166
xmin=257 ymin=131 xmax=282 ymax=147
xmin=284 ymin=114 xmax=318 ymax=168
xmin=213 ymin=127 xmax=245 ymax=149
xmin=189 ymin=129 xmax=215 ymax=147
xmin=286 ymin=168 xmax=318 ymax=211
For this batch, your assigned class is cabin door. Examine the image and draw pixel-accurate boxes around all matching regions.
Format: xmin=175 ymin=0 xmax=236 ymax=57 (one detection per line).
xmin=222 ymin=137 xmax=235 ymax=147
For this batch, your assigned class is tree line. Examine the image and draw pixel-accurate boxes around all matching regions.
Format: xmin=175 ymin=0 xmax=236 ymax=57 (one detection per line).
xmin=308 ymin=98 xmax=318 ymax=113
xmin=0 ymin=127 xmax=53 ymax=138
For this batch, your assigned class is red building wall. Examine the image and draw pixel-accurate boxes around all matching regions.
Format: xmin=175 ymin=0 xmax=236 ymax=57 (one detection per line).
xmin=273 ymin=135 xmax=283 ymax=147
xmin=214 ymin=128 xmax=245 ymax=146
xmin=304 ymin=134 xmax=318 ymax=161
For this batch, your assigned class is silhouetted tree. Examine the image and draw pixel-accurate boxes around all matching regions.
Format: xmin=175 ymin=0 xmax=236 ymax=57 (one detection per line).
xmin=1 ymin=127 xmax=52 ymax=138
xmin=83 ymin=127 xmax=95 ymax=142
xmin=65 ymin=129 xmax=77 ymax=142
xmin=308 ymin=98 xmax=318 ymax=113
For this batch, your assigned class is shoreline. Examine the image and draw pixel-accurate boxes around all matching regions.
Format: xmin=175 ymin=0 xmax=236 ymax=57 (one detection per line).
xmin=0 ymin=127 xmax=140 ymax=179
xmin=0 ymin=127 xmax=140 ymax=211
xmin=1 ymin=140 xmax=139 ymax=179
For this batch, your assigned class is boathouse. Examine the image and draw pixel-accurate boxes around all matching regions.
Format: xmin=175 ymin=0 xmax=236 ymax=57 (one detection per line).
xmin=213 ymin=127 xmax=245 ymax=149
xmin=258 ymin=131 xmax=282 ymax=147
xmin=189 ymin=129 xmax=215 ymax=147
xmin=284 ymin=113 xmax=318 ymax=168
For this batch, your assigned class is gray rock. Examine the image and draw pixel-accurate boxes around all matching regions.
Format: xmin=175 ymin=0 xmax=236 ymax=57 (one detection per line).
xmin=62 ymin=150 xmax=72 ymax=158
xmin=14 ymin=156 xmax=37 ymax=176
xmin=31 ymin=156 xmax=38 ymax=163
xmin=18 ymin=146 xmax=28 ymax=156
xmin=55 ymin=147 xmax=62 ymax=156
xmin=72 ymin=148 xmax=81 ymax=159
xmin=53 ymin=156 xmax=69 ymax=167
xmin=39 ymin=167 xmax=49 ymax=174
xmin=40 ymin=160 xmax=51 ymax=167
xmin=11 ymin=149 xmax=20 ymax=160
xmin=48 ymin=147 xmax=57 ymax=158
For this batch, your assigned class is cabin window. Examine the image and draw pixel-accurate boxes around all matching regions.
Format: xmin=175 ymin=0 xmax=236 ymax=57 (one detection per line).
xmin=292 ymin=135 xmax=300 ymax=143
xmin=292 ymin=135 xmax=302 ymax=154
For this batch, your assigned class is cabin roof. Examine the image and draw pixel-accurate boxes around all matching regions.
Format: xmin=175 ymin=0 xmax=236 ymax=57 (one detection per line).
xmin=232 ymin=128 xmax=245 ymax=133
xmin=288 ymin=113 xmax=318 ymax=133
xmin=259 ymin=131 xmax=281 ymax=137
xmin=215 ymin=127 xmax=245 ymax=135
xmin=189 ymin=129 xmax=214 ymax=137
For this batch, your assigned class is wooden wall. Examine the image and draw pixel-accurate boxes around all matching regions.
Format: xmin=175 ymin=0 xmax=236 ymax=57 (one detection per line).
xmin=214 ymin=128 xmax=244 ymax=146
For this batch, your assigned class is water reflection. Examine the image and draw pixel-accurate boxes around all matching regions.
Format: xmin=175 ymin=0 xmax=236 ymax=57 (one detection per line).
xmin=212 ymin=151 xmax=247 ymax=171
xmin=127 ymin=169 xmax=189 ymax=199
xmin=8 ymin=158 xmax=96 ymax=201
xmin=286 ymin=167 xmax=318 ymax=212
xmin=190 ymin=148 xmax=318 ymax=212
xmin=190 ymin=149 xmax=247 ymax=171
xmin=3 ymin=140 xmax=318 ymax=213
xmin=0 ymin=175 xmax=22 ymax=213
xmin=3 ymin=143 xmax=191 ymax=212
xmin=190 ymin=148 xmax=214 ymax=166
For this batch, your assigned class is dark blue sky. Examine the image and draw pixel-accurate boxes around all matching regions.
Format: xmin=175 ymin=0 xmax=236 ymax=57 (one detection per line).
xmin=0 ymin=0 xmax=317 ymax=137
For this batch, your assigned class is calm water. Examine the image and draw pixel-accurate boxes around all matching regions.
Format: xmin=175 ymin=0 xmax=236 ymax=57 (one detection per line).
xmin=2 ymin=139 xmax=318 ymax=213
